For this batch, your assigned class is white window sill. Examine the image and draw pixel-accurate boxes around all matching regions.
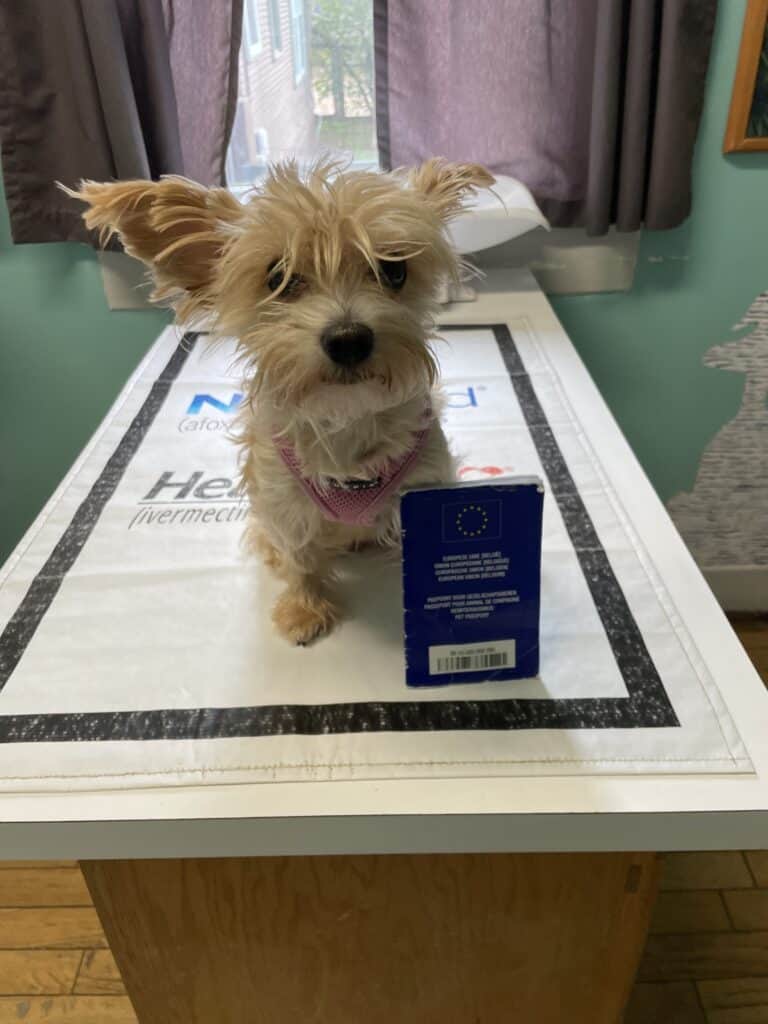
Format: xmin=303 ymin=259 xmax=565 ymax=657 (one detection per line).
xmin=98 ymin=227 xmax=639 ymax=311
xmin=97 ymin=251 xmax=155 ymax=310
xmin=474 ymin=227 xmax=639 ymax=295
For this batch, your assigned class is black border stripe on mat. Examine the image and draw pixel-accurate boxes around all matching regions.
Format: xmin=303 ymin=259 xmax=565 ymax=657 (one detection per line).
xmin=490 ymin=323 xmax=677 ymax=720
xmin=0 ymin=324 xmax=680 ymax=741
xmin=0 ymin=332 xmax=199 ymax=691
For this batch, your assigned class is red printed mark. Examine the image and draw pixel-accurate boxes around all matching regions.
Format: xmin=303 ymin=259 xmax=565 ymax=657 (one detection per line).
xmin=458 ymin=465 xmax=511 ymax=477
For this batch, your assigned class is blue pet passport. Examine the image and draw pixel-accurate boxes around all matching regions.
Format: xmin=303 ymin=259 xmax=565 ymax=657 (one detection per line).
xmin=401 ymin=478 xmax=544 ymax=687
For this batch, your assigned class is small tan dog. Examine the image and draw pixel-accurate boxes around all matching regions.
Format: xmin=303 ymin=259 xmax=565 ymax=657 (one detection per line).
xmin=71 ymin=160 xmax=493 ymax=644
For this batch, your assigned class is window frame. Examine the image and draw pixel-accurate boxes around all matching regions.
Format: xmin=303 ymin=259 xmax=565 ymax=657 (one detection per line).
xmin=267 ymin=0 xmax=283 ymax=56
xmin=243 ymin=0 xmax=263 ymax=59
xmin=290 ymin=0 xmax=307 ymax=84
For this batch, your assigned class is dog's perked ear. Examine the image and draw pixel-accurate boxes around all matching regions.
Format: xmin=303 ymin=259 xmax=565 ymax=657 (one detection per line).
xmin=408 ymin=159 xmax=495 ymax=221
xmin=63 ymin=177 xmax=244 ymax=299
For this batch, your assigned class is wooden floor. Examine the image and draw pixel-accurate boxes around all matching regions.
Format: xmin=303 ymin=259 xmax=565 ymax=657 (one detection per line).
xmin=627 ymin=616 xmax=768 ymax=1024
xmin=0 ymin=617 xmax=765 ymax=1024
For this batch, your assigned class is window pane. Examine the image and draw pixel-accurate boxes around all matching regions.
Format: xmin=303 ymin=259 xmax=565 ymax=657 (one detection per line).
xmin=226 ymin=0 xmax=377 ymax=194
xmin=290 ymin=0 xmax=306 ymax=83
xmin=243 ymin=0 xmax=262 ymax=54
xmin=268 ymin=0 xmax=282 ymax=52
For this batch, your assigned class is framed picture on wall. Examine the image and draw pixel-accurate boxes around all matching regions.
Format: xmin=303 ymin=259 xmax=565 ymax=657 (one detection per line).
xmin=724 ymin=0 xmax=768 ymax=152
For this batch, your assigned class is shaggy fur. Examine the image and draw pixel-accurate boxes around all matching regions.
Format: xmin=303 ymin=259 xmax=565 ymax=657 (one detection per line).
xmin=69 ymin=159 xmax=493 ymax=644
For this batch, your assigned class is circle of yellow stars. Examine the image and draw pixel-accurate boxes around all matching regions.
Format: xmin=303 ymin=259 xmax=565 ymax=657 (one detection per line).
xmin=455 ymin=504 xmax=489 ymax=538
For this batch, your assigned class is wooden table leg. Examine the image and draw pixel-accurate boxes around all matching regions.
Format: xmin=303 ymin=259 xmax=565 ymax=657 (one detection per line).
xmin=81 ymin=852 xmax=659 ymax=1024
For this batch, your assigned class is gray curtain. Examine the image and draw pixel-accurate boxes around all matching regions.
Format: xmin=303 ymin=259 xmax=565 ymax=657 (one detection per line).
xmin=375 ymin=0 xmax=718 ymax=235
xmin=0 ymin=0 xmax=243 ymax=245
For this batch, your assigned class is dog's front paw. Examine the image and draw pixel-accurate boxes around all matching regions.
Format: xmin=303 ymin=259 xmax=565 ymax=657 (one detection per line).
xmin=272 ymin=588 xmax=339 ymax=646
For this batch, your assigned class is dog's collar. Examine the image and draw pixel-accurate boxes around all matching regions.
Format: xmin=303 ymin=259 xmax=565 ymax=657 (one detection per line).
xmin=275 ymin=409 xmax=433 ymax=526
xmin=326 ymin=476 xmax=384 ymax=492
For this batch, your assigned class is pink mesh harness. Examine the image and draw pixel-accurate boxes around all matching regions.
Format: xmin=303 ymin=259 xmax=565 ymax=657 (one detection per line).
xmin=276 ymin=415 xmax=433 ymax=527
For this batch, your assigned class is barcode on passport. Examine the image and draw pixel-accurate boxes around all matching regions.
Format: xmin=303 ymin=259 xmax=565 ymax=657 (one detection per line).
xmin=428 ymin=640 xmax=517 ymax=676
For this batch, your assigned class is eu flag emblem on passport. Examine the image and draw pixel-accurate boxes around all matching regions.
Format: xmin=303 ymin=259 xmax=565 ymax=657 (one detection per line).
xmin=401 ymin=478 xmax=544 ymax=687
xmin=442 ymin=500 xmax=502 ymax=543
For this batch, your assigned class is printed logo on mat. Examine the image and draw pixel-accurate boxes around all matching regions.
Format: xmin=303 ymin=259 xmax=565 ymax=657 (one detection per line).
xmin=128 ymin=470 xmax=248 ymax=531
xmin=178 ymin=392 xmax=243 ymax=435
xmin=186 ymin=392 xmax=243 ymax=415
xmin=180 ymin=385 xmax=482 ymax=419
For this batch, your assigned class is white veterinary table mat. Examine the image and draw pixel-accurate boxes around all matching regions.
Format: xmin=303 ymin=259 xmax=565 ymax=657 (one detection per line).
xmin=1 ymin=268 xmax=767 ymax=858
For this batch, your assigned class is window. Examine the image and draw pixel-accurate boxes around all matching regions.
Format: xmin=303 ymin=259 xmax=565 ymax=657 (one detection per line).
xmin=225 ymin=100 xmax=254 ymax=188
xmin=243 ymin=0 xmax=262 ymax=58
xmin=254 ymin=128 xmax=270 ymax=163
xmin=290 ymin=0 xmax=307 ymax=84
xmin=227 ymin=0 xmax=377 ymax=195
xmin=268 ymin=0 xmax=283 ymax=55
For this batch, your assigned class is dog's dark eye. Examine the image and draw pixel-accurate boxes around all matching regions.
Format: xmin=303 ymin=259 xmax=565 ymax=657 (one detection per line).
xmin=267 ymin=261 xmax=305 ymax=298
xmin=378 ymin=258 xmax=407 ymax=291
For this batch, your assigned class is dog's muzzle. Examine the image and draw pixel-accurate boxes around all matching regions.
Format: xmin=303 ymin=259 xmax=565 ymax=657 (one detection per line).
xmin=321 ymin=322 xmax=375 ymax=367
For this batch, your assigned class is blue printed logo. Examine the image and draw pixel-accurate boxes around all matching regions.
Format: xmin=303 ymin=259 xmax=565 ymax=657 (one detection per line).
xmin=442 ymin=499 xmax=502 ymax=543
xmin=187 ymin=387 xmax=480 ymax=415
xmin=186 ymin=393 xmax=243 ymax=415
xmin=445 ymin=386 xmax=480 ymax=408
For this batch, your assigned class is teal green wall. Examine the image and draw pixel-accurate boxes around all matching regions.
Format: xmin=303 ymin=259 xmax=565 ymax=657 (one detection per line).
xmin=551 ymin=0 xmax=768 ymax=504
xmin=0 ymin=179 xmax=170 ymax=562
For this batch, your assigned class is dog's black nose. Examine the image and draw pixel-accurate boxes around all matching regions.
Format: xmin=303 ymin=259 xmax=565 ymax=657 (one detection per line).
xmin=321 ymin=322 xmax=375 ymax=367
